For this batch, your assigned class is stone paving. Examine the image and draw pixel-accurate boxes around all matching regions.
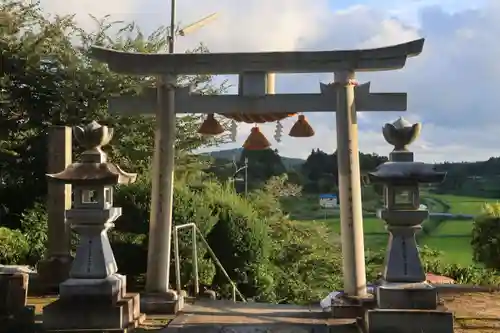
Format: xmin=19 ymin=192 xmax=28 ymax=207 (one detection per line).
xmin=162 ymin=299 xmax=357 ymax=333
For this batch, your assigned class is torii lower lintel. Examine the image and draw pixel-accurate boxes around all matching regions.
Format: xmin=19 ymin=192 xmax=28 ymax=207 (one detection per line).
xmin=107 ymin=82 xmax=407 ymax=115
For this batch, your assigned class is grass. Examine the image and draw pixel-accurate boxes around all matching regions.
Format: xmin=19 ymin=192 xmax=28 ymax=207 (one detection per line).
xmin=421 ymin=233 xmax=474 ymax=265
xmin=281 ymin=195 xmax=327 ymax=220
xmin=325 ymin=217 xmax=385 ymax=234
xmin=281 ymin=195 xmax=378 ymax=221
xmin=436 ymin=219 xmax=474 ymax=235
xmin=294 ymin=217 xmax=388 ymax=250
xmin=286 ymin=192 xmax=496 ymax=267
xmin=419 ymin=219 xmax=476 ymax=265
xmin=422 ymin=196 xmax=450 ymax=213
xmin=418 ymin=193 xmax=495 ymax=266
xmin=429 ymin=194 xmax=498 ymax=215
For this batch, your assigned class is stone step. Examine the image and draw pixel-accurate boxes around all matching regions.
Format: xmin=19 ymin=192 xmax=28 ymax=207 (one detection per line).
xmin=162 ymin=299 xmax=358 ymax=332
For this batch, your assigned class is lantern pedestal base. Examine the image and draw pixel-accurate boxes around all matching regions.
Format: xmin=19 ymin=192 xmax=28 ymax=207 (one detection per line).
xmin=377 ymin=281 xmax=437 ymax=310
xmin=43 ymin=274 xmax=144 ymax=332
xmin=59 ymin=274 xmax=126 ymax=301
xmin=43 ymin=292 xmax=144 ymax=332
xmin=363 ymin=308 xmax=454 ymax=333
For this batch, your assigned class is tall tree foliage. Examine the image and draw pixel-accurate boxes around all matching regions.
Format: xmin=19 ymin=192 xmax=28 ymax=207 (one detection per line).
xmin=238 ymin=148 xmax=286 ymax=191
xmin=301 ymin=149 xmax=387 ymax=193
xmin=0 ymin=0 xmax=228 ymax=228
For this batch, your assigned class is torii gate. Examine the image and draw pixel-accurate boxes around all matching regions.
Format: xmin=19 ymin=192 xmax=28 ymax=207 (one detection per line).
xmin=90 ymin=38 xmax=425 ymax=299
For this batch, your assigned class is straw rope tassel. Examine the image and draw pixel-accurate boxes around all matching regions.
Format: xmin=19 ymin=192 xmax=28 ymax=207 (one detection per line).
xmin=243 ymin=126 xmax=271 ymax=150
xmin=198 ymin=113 xmax=225 ymax=135
xmin=289 ymin=114 xmax=315 ymax=137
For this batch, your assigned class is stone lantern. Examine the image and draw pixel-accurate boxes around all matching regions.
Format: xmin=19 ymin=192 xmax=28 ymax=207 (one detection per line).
xmin=363 ymin=118 xmax=453 ymax=333
xmin=43 ymin=121 xmax=143 ymax=332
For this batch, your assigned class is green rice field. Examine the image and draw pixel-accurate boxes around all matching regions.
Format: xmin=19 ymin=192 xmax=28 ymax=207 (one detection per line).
xmin=286 ymin=193 xmax=499 ymax=266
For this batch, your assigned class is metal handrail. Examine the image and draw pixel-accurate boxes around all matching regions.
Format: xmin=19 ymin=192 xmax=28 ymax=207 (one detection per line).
xmin=173 ymin=223 xmax=247 ymax=302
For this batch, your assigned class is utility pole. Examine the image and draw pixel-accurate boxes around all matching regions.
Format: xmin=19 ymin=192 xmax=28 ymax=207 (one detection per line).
xmin=168 ymin=0 xmax=176 ymax=54
xmin=231 ymin=155 xmax=249 ymax=196
xmin=244 ymin=157 xmax=248 ymax=196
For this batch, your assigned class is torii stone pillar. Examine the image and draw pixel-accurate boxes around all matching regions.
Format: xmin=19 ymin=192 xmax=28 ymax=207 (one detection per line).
xmin=334 ymin=71 xmax=366 ymax=295
xmin=89 ymin=38 xmax=425 ymax=300
xmin=38 ymin=126 xmax=73 ymax=290
xmin=147 ymin=74 xmax=177 ymax=297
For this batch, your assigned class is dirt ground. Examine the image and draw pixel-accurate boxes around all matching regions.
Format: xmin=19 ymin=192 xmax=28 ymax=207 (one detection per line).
xmin=28 ymin=292 xmax=500 ymax=332
xmin=442 ymin=292 xmax=500 ymax=333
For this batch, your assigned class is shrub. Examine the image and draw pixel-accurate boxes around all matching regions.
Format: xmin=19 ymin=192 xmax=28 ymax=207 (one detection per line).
xmin=19 ymin=202 xmax=48 ymax=266
xmin=18 ymin=201 xmax=81 ymax=267
xmin=471 ymin=202 xmax=500 ymax=269
xmin=204 ymin=182 xmax=271 ymax=298
xmin=422 ymin=245 xmax=500 ymax=286
xmin=0 ymin=227 xmax=29 ymax=264
xmin=114 ymin=178 xmax=152 ymax=235
xmin=269 ymin=218 xmax=343 ymax=304
xmin=171 ymin=181 xmax=218 ymax=288
xmin=248 ymin=177 xmax=345 ymax=304
xmin=113 ymin=177 xmax=218 ymax=288
xmin=367 ymin=245 xmax=500 ymax=287
xmin=108 ymin=231 xmax=148 ymax=280
xmin=247 ymin=189 xmax=284 ymax=223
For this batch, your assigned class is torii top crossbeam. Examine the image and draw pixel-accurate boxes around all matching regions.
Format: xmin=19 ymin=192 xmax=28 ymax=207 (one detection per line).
xmin=89 ymin=39 xmax=424 ymax=75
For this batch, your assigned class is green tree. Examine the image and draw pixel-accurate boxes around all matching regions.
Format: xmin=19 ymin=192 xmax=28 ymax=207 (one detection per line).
xmin=301 ymin=149 xmax=387 ymax=193
xmin=471 ymin=202 xmax=500 ymax=269
xmin=203 ymin=183 xmax=271 ymax=297
xmin=0 ymin=0 xmax=228 ymax=229
xmin=238 ymin=148 xmax=286 ymax=191
xmin=0 ymin=227 xmax=29 ymax=264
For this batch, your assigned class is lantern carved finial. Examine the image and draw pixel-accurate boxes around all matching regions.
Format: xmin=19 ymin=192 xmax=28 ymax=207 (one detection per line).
xmin=47 ymin=121 xmax=136 ymax=185
xmin=73 ymin=121 xmax=114 ymax=151
xmin=382 ymin=117 xmax=421 ymax=151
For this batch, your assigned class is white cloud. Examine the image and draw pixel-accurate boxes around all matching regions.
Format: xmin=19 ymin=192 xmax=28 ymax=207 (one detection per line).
xmin=39 ymin=0 xmax=500 ymax=163
xmin=38 ymin=0 xmax=137 ymax=29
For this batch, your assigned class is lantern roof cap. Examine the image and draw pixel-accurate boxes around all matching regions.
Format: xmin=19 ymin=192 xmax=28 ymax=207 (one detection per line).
xmin=45 ymin=121 xmax=137 ymax=186
xmin=367 ymin=161 xmax=446 ymax=185
xmin=47 ymin=162 xmax=137 ymax=186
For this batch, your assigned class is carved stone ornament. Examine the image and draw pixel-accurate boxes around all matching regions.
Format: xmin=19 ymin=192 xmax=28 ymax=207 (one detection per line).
xmin=382 ymin=117 xmax=421 ymax=151
xmin=46 ymin=121 xmax=136 ymax=186
xmin=73 ymin=120 xmax=114 ymax=151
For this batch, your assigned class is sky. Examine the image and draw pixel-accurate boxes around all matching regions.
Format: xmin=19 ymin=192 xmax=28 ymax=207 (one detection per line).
xmin=38 ymin=0 xmax=500 ymax=163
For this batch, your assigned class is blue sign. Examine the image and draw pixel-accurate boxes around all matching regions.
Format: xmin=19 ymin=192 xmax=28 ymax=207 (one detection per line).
xmin=319 ymin=193 xmax=338 ymax=208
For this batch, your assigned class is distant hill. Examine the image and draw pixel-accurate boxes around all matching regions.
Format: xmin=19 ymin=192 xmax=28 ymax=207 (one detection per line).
xmin=433 ymin=158 xmax=500 ymax=198
xmin=202 ymin=148 xmax=305 ymax=170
